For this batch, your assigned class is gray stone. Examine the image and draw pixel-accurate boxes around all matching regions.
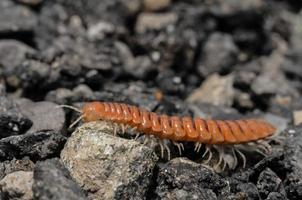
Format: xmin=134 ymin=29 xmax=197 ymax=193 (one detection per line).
xmin=61 ymin=121 xmax=158 ymax=200
xmin=0 ymin=0 xmax=37 ymax=33
xmin=0 ymin=171 xmax=33 ymax=200
xmin=197 ymin=33 xmax=238 ymax=77
xmin=33 ymin=158 xmax=87 ymax=200
xmin=16 ymin=100 xmax=65 ymax=133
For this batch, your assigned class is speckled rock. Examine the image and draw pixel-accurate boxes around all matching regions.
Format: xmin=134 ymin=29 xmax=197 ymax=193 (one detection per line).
xmin=283 ymin=125 xmax=302 ymax=199
xmin=0 ymin=157 xmax=34 ymax=180
xmin=0 ymin=170 xmax=33 ymax=200
xmin=257 ymin=168 xmax=286 ymax=199
xmin=61 ymin=121 xmax=158 ymax=200
xmin=16 ymin=99 xmax=65 ymax=133
xmin=0 ymin=130 xmax=66 ymax=161
xmin=33 ymin=158 xmax=87 ymax=200
xmin=156 ymin=158 xmax=230 ymax=200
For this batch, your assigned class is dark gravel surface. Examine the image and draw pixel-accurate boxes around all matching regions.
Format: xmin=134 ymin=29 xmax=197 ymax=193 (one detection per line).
xmin=0 ymin=0 xmax=302 ymax=199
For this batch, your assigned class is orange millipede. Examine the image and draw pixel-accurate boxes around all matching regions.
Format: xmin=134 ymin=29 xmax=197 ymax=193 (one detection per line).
xmin=61 ymin=101 xmax=277 ymax=171
xmin=79 ymin=102 xmax=276 ymax=144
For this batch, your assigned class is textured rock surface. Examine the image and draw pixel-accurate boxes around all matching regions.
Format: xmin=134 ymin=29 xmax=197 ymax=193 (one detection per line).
xmin=33 ymin=158 xmax=87 ymax=200
xmin=156 ymin=158 xmax=229 ymax=200
xmin=61 ymin=121 xmax=158 ymax=200
xmin=0 ymin=170 xmax=33 ymax=200
xmin=0 ymin=157 xmax=34 ymax=180
xmin=0 ymin=130 xmax=66 ymax=161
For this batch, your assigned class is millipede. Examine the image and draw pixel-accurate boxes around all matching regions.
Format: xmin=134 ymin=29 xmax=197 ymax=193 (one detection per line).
xmin=61 ymin=101 xmax=277 ymax=172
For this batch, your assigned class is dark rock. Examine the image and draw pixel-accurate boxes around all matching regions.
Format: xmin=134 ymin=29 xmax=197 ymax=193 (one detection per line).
xmin=156 ymin=70 xmax=185 ymax=95
xmin=0 ymin=94 xmax=32 ymax=139
xmin=33 ymin=158 xmax=87 ymax=200
xmin=197 ymin=32 xmax=238 ymax=77
xmin=0 ymin=130 xmax=66 ymax=161
xmin=257 ymin=168 xmax=286 ymax=199
xmin=0 ymin=157 xmax=34 ymax=180
xmin=156 ymin=158 xmax=229 ymax=200
xmin=61 ymin=121 xmax=158 ymax=200
xmin=0 ymin=0 xmax=37 ymax=34
xmin=0 ymin=170 xmax=33 ymax=200
xmin=16 ymin=99 xmax=65 ymax=133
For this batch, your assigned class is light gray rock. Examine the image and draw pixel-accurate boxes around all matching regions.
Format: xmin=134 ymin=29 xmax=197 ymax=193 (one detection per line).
xmin=135 ymin=12 xmax=177 ymax=34
xmin=0 ymin=171 xmax=33 ymax=200
xmin=187 ymin=73 xmax=235 ymax=107
xmin=61 ymin=121 xmax=158 ymax=200
xmin=17 ymin=100 xmax=65 ymax=133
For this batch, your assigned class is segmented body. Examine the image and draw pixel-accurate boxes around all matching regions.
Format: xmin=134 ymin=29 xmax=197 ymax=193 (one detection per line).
xmin=81 ymin=102 xmax=276 ymax=145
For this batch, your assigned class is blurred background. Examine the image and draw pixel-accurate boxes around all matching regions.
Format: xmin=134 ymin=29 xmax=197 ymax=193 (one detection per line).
xmin=0 ymin=0 xmax=301 ymax=120
xmin=1 ymin=1 xmax=302 ymax=200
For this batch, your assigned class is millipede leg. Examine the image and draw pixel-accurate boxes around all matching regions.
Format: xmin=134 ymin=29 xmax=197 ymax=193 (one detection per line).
xmin=131 ymin=127 xmax=137 ymax=132
xmin=232 ymin=148 xmax=238 ymax=169
xmin=173 ymin=142 xmax=183 ymax=155
xmin=214 ymin=146 xmax=223 ymax=170
xmin=121 ymin=124 xmax=126 ymax=134
xmin=113 ymin=124 xmax=117 ymax=136
xmin=235 ymin=149 xmax=246 ymax=168
xmin=163 ymin=140 xmax=171 ymax=160
xmin=69 ymin=115 xmax=83 ymax=128
xmin=159 ymin=141 xmax=165 ymax=158
xmin=134 ymin=133 xmax=140 ymax=140
xmin=194 ymin=143 xmax=202 ymax=152
xmin=257 ymin=140 xmax=272 ymax=154
xmin=203 ymin=146 xmax=213 ymax=164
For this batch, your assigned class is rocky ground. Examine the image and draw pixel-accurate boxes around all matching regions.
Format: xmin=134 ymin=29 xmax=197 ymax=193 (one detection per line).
xmin=0 ymin=0 xmax=302 ymax=199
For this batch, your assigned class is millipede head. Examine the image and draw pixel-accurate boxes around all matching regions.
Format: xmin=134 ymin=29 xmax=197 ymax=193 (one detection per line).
xmin=82 ymin=102 xmax=105 ymax=122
